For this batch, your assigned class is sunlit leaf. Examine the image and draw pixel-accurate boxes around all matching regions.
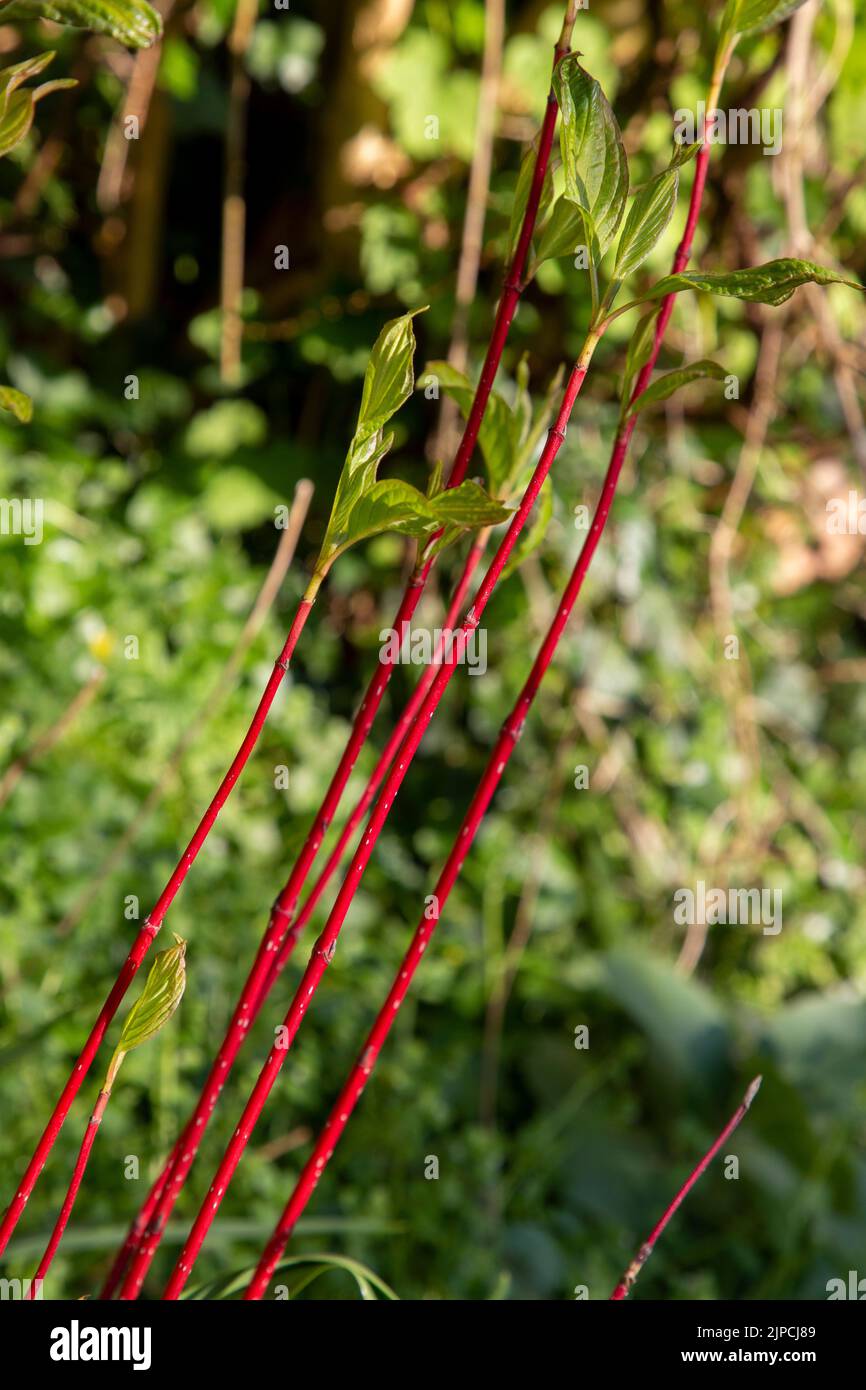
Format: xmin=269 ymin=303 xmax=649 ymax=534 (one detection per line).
xmin=116 ymin=937 xmax=187 ymax=1057
xmin=318 ymin=308 xmax=426 ymax=567
xmin=552 ymin=57 xmax=628 ymax=266
xmin=640 ymin=258 xmax=864 ymax=309
xmin=0 ymin=384 xmax=33 ymax=422
xmin=426 ymin=480 xmax=511 ymax=529
xmin=0 ymin=51 xmax=56 ymax=113
xmin=422 ymin=360 xmax=518 ymax=496
xmin=627 ymin=360 xmax=726 ymax=417
xmin=721 ymin=0 xmax=810 ymax=42
xmin=0 ymin=0 xmax=163 ymax=49
xmin=614 ymin=168 xmax=679 ymax=283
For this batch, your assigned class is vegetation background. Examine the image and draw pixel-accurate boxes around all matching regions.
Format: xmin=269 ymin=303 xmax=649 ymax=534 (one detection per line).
xmin=1 ymin=0 xmax=865 ymax=1300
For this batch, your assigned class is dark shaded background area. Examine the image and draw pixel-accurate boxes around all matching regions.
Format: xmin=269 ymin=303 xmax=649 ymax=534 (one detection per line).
xmin=1 ymin=0 xmax=865 ymax=1300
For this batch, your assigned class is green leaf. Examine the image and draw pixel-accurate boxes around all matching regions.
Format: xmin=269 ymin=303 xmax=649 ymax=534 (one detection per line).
xmin=613 ymin=167 xmax=679 ymax=283
xmin=0 ymin=54 xmax=74 ymax=159
xmin=509 ymin=363 xmax=565 ymax=487
xmin=356 ymin=308 xmax=425 ymax=445
xmin=670 ymin=138 xmax=703 ymax=170
xmin=721 ymin=0 xmax=810 ymax=42
xmin=0 ymin=0 xmax=163 ymax=48
xmin=552 ymin=57 xmax=628 ymax=267
xmin=342 ymin=476 xmax=509 ymax=551
xmin=612 ymin=142 xmax=701 ymax=289
xmin=530 ymin=197 xmax=587 ymax=274
xmin=0 ymin=384 xmax=33 ymax=423
xmin=318 ymin=308 xmax=426 ymax=567
xmin=115 ymin=936 xmax=187 ymax=1058
xmin=426 ymin=479 xmax=511 ymax=529
xmin=640 ymin=258 xmax=864 ymax=310
xmin=336 ymin=477 xmax=438 ymax=545
xmin=508 ymin=136 xmax=554 ymax=264
xmin=422 ymin=360 xmax=518 ymax=496
xmin=183 ymin=1251 xmax=400 ymax=1302
xmin=501 ymin=476 xmax=552 ymax=580
xmin=620 ymin=309 xmax=659 ymax=410
xmin=0 ymin=51 xmax=56 ymax=114
xmin=627 ymin=360 xmax=726 ymax=417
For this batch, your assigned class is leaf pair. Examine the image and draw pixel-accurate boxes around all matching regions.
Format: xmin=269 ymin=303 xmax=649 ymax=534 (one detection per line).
xmin=545 ymin=59 xmax=704 ymax=316
xmin=315 ymin=312 xmax=510 ymax=581
xmin=105 ymin=937 xmax=187 ymax=1090
xmin=0 ymin=0 xmax=162 ymax=48
xmin=0 ymin=52 xmax=76 ymax=160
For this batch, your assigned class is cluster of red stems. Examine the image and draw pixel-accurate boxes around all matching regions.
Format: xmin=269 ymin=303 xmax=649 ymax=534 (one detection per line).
xmin=5 ymin=0 xmax=832 ymax=1300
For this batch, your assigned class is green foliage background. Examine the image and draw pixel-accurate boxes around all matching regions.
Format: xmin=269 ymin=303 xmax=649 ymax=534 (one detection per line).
xmin=1 ymin=0 xmax=865 ymax=1300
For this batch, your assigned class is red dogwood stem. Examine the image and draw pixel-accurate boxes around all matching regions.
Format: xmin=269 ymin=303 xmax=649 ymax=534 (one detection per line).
xmin=261 ymin=534 xmax=489 ymax=994
xmin=26 ymin=1087 xmax=111 ymax=1298
xmin=161 ymin=342 xmax=598 ymax=1300
xmin=242 ymin=86 xmax=728 ymax=1301
xmin=114 ymin=537 xmax=487 ymax=1299
xmin=0 ymin=600 xmax=312 ymax=1257
xmin=609 ymin=1077 xmax=763 ymax=1299
xmin=100 ymin=1138 xmax=178 ymax=1300
xmin=111 ymin=9 xmax=573 ymax=1295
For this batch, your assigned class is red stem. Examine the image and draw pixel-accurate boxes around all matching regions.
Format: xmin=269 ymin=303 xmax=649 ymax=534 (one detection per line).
xmin=161 ymin=353 xmax=594 ymax=1300
xmin=111 ymin=23 xmax=568 ymax=1299
xmin=0 ymin=599 xmax=312 ymax=1257
xmin=113 ymin=539 xmax=487 ymax=1299
xmin=241 ymin=120 xmax=722 ymax=1302
xmin=25 ymin=1088 xmax=111 ymax=1298
xmin=100 ymin=1140 xmax=177 ymax=1300
xmin=609 ymin=1077 xmax=763 ymax=1299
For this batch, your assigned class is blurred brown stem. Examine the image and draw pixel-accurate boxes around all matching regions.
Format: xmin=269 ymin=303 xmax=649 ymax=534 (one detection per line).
xmin=0 ymin=670 xmax=105 ymax=812
xmin=220 ymin=0 xmax=260 ymax=385
xmin=431 ymin=0 xmax=505 ymax=463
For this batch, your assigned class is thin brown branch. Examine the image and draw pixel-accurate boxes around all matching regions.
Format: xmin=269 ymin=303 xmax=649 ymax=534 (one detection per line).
xmin=220 ymin=0 xmax=260 ymax=385
xmin=0 ymin=670 xmax=105 ymax=812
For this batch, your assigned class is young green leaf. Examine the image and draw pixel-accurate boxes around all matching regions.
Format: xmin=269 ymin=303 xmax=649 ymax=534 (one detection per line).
xmin=530 ymin=197 xmax=587 ymax=275
xmin=720 ymin=0 xmax=810 ymax=43
xmin=620 ymin=309 xmax=659 ymax=410
xmin=0 ymin=384 xmax=33 ymax=423
xmin=426 ymin=480 xmax=511 ymax=529
xmin=611 ymin=142 xmax=702 ymax=294
xmin=0 ymin=53 xmax=75 ymax=159
xmin=669 ymin=139 xmax=703 ymax=170
xmin=637 ymin=258 xmax=864 ymax=310
xmin=116 ymin=937 xmax=187 ymax=1057
xmin=552 ymin=57 xmax=628 ymax=271
xmin=501 ymin=476 xmax=553 ymax=580
xmin=318 ymin=309 xmax=425 ymax=570
xmin=508 ymin=136 xmax=554 ymax=264
xmin=0 ymin=0 xmax=163 ymax=48
xmin=422 ymin=360 xmax=518 ymax=496
xmin=613 ymin=168 xmax=679 ymax=284
xmin=626 ymin=360 xmax=726 ymax=417
xmin=0 ymin=52 xmax=56 ymax=113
